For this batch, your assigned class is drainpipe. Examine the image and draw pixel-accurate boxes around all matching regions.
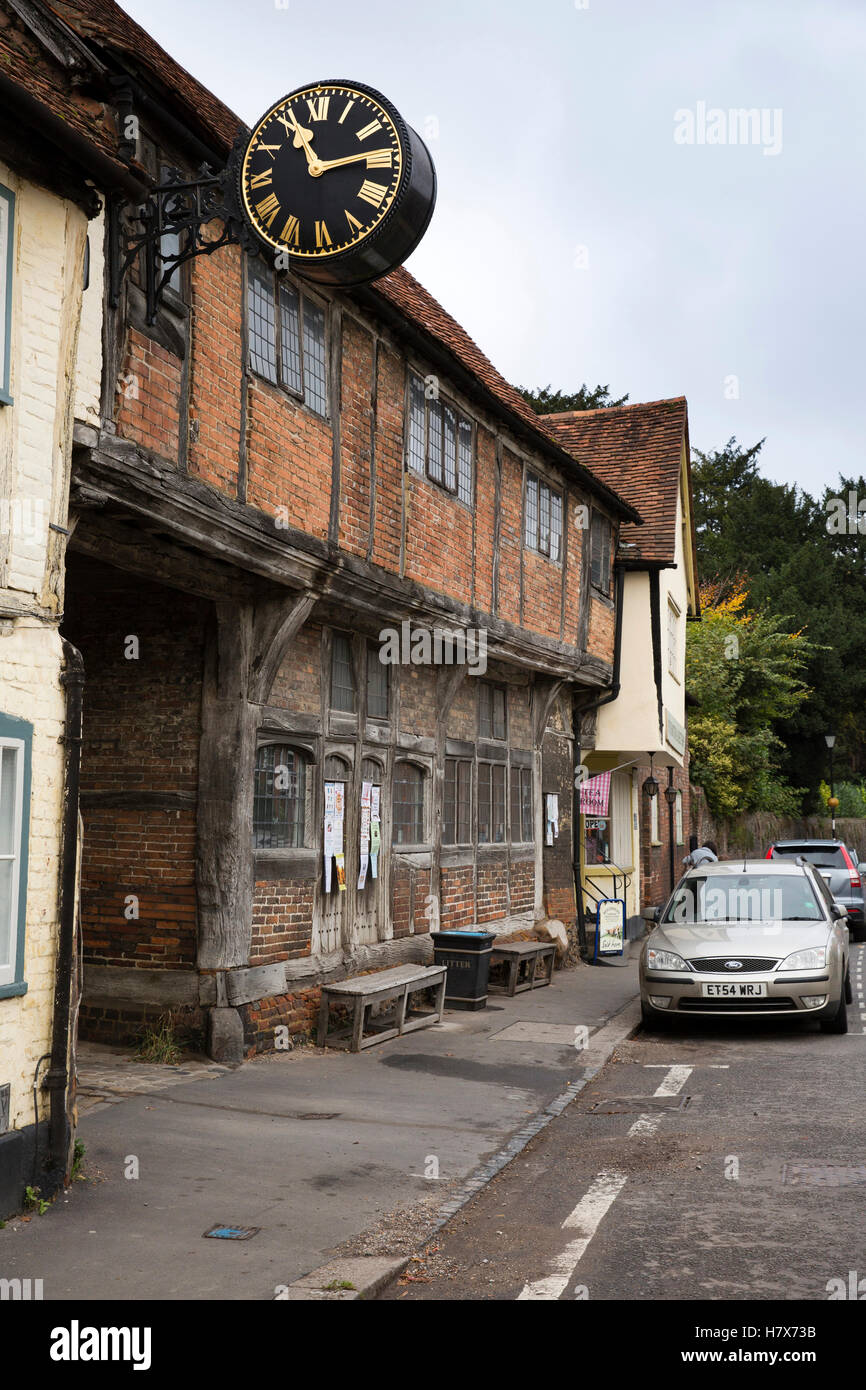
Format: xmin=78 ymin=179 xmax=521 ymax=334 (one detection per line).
xmin=44 ymin=639 xmax=85 ymax=1187
xmin=572 ymin=563 xmax=625 ymax=960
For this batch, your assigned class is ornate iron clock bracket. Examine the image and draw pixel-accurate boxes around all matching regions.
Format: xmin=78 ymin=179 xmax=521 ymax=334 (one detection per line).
xmin=109 ymin=133 xmax=263 ymax=323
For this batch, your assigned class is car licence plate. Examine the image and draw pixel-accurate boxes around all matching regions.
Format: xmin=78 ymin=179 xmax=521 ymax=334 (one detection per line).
xmin=701 ymin=982 xmax=767 ymax=998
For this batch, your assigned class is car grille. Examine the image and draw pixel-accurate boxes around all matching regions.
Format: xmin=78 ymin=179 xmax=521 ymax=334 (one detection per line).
xmin=686 ymin=956 xmax=779 ymax=973
xmin=678 ymin=997 xmax=797 ymax=1012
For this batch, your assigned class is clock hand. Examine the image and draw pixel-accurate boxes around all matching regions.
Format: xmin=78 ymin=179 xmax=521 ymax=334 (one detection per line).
xmin=313 ymin=149 xmax=393 ymax=173
xmin=281 ymin=112 xmax=320 ymax=173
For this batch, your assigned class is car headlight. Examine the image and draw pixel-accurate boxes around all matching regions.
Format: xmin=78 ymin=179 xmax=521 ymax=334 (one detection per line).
xmin=646 ymin=948 xmax=689 ymax=972
xmin=779 ymin=946 xmax=827 ymax=971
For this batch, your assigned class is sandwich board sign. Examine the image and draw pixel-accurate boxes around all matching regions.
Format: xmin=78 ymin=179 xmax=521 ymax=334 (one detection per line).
xmin=595 ymin=897 xmax=625 ymax=958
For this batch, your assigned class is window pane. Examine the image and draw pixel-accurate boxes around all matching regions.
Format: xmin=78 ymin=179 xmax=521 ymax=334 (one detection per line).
xmin=492 ymin=764 xmax=506 ymax=843
xmin=457 ymin=417 xmax=473 ymax=505
xmin=591 ymin=515 xmax=611 ymax=590
xmin=457 ymin=761 xmax=471 ymax=844
xmin=247 ymin=261 xmax=277 ymax=384
xmin=253 ymin=745 xmax=304 ymax=849
xmin=525 ymin=475 xmax=538 ymax=548
xmin=478 ymin=683 xmax=491 ymax=739
xmin=302 ymin=296 xmax=328 ymax=416
xmin=427 ymin=398 xmax=443 ymax=483
xmin=539 ymin=483 xmax=551 ymax=555
xmin=279 ymin=281 xmax=302 ymax=394
xmin=550 ymin=491 xmax=563 ymax=562
xmin=0 ymin=745 xmax=16 ymax=856
xmin=331 ymin=633 xmax=356 ymax=712
xmin=443 ymin=405 xmax=457 ymax=491
xmin=478 ymin=764 xmax=491 ymax=843
xmin=408 ymin=372 xmax=426 ymax=474
xmin=393 ymin=763 xmax=424 ymax=844
xmin=510 ymin=767 xmax=520 ymax=841
xmin=521 ymin=769 xmax=533 ymax=843
xmin=492 ymin=687 xmax=506 ymax=740
xmin=366 ymin=644 xmax=389 ymax=718
xmin=443 ymin=759 xmax=457 ymax=846
xmin=0 ymin=745 xmax=18 ymax=969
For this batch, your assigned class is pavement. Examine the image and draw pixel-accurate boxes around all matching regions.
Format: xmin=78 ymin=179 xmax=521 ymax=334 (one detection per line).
xmin=0 ymin=949 xmax=641 ymax=1301
xmin=384 ymin=939 xmax=866 ymax=1302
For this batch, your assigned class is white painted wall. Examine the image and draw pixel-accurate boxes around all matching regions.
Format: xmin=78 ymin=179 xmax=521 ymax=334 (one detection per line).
xmin=0 ymin=162 xmax=91 ymax=1134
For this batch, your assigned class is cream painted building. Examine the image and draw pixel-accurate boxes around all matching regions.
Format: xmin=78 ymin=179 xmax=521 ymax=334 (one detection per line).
xmin=0 ymin=0 xmax=121 ymax=1214
xmin=547 ymin=400 xmax=700 ymax=937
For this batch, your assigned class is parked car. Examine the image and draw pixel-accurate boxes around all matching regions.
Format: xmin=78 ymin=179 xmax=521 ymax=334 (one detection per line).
xmin=766 ymin=839 xmax=866 ymax=941
xmin=640 ymin=859 xmax=850 ymax=1031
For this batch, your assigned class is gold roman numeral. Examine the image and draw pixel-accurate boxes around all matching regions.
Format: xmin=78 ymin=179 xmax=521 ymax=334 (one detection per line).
xmin=357 ymin=179 xmax=388 ymax=208
xmin=279 ymin=214 xmax=300 ymax=246
xmin=256 ymin=142 xmax=281 ymax=158
xmin=255 ymin=192 xmax=281 ymax=227
xmin=338 ymin=100 xmax=355 ymax=124
xmin=314 ymin=220 xmax=332 ymax=248
xmin=356 ymin=118 xmax=382 ymax=141
xmin=249 ymin=169 xmax=273 ymax=189
xmin=365 ymin=149 xmax=393 ymax=169
xmin=345 ymin=210 xmax=363 ymax=233
xmin=306 ymin=94 xmax=330 ymax=121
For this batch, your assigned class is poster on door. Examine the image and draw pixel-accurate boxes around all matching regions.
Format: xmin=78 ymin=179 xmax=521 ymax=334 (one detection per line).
xmin=370 ymin=785 xmax=381 ymax=878
xmin=357 ymin=780 xmax=372 ymax=890
xmin=324 ymin=781 xmax=346 ymax=892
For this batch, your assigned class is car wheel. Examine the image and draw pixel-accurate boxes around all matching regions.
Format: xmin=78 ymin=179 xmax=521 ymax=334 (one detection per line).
xmin=820 ymin=990 xmax=849 ymax=1034
xmin=641 ymin=1000 xmax=671 ymax=1031
xmin=845 ymin=966 xmax=853 ymax=1004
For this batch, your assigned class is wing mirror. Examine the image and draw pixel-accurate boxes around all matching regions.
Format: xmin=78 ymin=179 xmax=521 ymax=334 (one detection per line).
xmin=831 ymin=904 xmax=848 ymax=920
xmin=642 ymin=905 xmax=661 ymax=923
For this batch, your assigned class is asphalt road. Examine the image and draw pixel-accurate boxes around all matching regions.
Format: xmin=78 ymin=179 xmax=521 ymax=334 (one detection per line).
xmin=384 ymin=940 xmax=866 ymax=1302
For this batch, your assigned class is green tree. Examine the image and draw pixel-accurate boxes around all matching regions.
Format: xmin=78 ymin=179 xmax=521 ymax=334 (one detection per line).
xmin=515 ymin=382 xmax=629 ymax=414
xmin=686 ymin=583 xmax=813 ymax=817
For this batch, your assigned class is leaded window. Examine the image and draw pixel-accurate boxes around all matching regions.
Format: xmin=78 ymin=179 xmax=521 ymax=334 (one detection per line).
xmin=366 ymin=644 xmax=389 ymax=719
xmin=393 ymin=762 xmax=425 ymax=845
xmin=247 ymin=259 xmax=328 ymax=416
xmin=330 ymin=633 xmax=356 ymax=713
xmin=443 ymin=758 xmax=472 ymax=846
xmin=525 ymin=471 xmax=563 ymax=561
xmin=591 ymin=513 xmax=612 ymax=593
xmin=478 ymin=763 xmax=506 ymax=844
xmin=406 ymin=370 xmax=473 ymax=504
xmin=510 ymin=766 xmax=533 ymax=843
xmin=253 ymin=744 xmax=306 ymax=849
xmin=479 ymin=682 xmax=507 ymax=741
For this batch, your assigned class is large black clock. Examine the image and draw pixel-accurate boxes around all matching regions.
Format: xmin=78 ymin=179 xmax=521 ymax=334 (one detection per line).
xmin=238 ymin=80 xmax=436 ymax=287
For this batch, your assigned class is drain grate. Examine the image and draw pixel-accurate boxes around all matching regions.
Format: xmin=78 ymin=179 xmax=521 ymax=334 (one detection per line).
xmin=203 ymin=1224 xmax=261 ymax=1240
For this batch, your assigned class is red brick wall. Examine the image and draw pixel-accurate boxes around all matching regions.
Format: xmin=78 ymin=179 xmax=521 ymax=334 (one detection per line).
xmin=251 ymin=879 xmax=315 ymax=964
xmin=188 ymin=233 xmax=242 ymax=494
xmin=498 ymin=449 xmax=523 ymax=625
xmin=440 ymin=866 xmax=475 ymax=928
xmin=370 ymin=345 xmax=404 ymax=574
xmin=476 ymin=855 xmax=509 ymax=922
xmin=116 ymin=327 xmax=182 ymax=459
xmin=62 ymin=556 xmax=206 ymax=975
xmin=246 ymin=379 xmax=332 ymax=536
xmin=268 ymin=623 xmax=321 ymax=711
xmin=510 ymin=858 xmax=535 ymax=913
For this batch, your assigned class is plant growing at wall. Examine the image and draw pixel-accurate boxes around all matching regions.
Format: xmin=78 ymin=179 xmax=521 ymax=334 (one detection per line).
xmin=135 ymin=1014 xmax=182 ymax=1065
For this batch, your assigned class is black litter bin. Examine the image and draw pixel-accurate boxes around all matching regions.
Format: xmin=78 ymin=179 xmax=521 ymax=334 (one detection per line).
xmin=431 ymin=930 xmax=495 ymax=1010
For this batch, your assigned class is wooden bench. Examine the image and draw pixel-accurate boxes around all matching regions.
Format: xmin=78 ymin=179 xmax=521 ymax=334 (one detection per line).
xmin=316 ymin=963 xmax=447 ymax=1052
xmin=488 ymin=941 xmax=556 ymax=996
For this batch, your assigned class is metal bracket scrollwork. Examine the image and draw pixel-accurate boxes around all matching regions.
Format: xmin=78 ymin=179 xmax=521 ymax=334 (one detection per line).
xmin=109 ymin=134 xmax=262 ymax=323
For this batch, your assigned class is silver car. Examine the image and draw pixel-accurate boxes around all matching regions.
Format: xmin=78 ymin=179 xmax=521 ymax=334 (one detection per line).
xmin=640 ymin=859 xmax=851 ymax=1032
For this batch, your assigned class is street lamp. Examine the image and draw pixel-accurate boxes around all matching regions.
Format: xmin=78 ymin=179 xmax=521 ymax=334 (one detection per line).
xmin=825 ymin=733 xmax=837 ymax=834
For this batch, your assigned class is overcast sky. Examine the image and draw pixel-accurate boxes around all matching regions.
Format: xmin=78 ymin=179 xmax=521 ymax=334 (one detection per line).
xmin=122 ymin=0 xmax=866 ymax=495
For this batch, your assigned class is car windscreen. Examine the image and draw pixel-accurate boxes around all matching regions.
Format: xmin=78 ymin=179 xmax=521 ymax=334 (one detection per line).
xmin=772 ymin=845 xmax=847 ymax=869
xmin=661 ymin=873 xmax=825 ymax=924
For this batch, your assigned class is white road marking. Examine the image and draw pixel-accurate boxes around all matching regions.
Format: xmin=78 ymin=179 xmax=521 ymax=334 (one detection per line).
xmin=653 ymin=1065 xmax=693 ymax=1096
xmin=517 ymin=1169 xmax=628 ymax=1300
xmin=628 ymin=1113 xmax=662 ymax=1137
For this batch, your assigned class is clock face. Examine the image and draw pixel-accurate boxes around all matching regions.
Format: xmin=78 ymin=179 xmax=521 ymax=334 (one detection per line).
xmin=240 ymin=83 xmax=406 ymax=260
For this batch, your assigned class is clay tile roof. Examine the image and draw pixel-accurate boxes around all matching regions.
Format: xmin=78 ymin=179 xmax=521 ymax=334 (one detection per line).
xmin=47 ymin=0 xmax=244 ymax=156
xmin=373 ymin=267 xmax=639 ymax=521
xmin=545 ymin=398 xmax=690 ymax=565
